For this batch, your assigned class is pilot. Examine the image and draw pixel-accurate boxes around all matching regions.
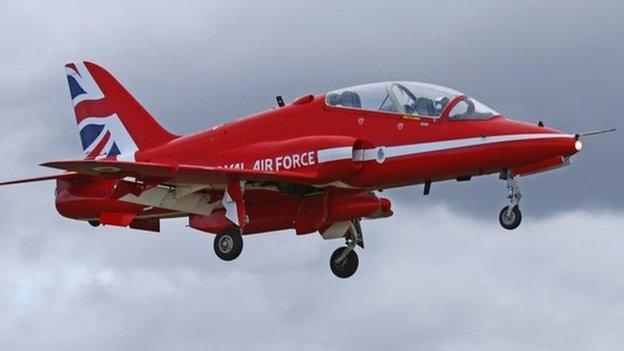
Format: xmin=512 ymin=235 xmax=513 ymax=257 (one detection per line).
xmin=326 ymin=93 xmax=341 ymax=106
xmin=434 ymin=96 xmax=450 ymax=115
xmin=414 ymin=97 xmax=435 ymax=116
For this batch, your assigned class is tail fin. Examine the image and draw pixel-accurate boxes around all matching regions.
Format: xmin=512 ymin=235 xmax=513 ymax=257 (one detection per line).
xmin=65 ymin=61 xmax=177 ymax=160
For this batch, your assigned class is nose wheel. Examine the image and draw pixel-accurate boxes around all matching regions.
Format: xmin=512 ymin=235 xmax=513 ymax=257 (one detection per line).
xmin=500 ymin=172 xmax=523 ymax=230
xmin=329 ymin=220 xmax=363 ymax=278
xmin=499 ymin=205 xmax=522 ymax=230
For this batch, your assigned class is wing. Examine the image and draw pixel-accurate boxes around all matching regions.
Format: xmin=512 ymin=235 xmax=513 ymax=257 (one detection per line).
xmin=40 ymin=160 xmax=317 ymax=186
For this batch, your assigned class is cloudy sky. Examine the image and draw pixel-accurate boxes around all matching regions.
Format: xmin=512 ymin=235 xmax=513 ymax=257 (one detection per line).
xmin=0 ymin=0 xmax=623 ymax=350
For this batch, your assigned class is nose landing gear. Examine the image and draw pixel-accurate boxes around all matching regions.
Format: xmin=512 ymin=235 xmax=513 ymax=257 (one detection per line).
xmin=330 ymin=220 xmax=363 ymax=278
xmin=499 ymin=205 xmax=522 ymax=230
xmin=499 ymin=172 xmax=523 ymax=230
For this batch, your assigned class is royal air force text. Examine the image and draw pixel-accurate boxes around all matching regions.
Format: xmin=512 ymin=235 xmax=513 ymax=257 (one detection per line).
xmin=221 ymin=151 xmax=317 ymax=171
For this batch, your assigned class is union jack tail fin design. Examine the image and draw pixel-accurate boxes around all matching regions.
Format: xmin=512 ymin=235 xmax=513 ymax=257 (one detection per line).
xmin=65 ymin=61 xmax=177 ymax=160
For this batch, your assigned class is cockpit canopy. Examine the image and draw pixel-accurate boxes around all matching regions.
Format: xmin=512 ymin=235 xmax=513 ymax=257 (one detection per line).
xmin=325 ymin=81 xmax=498 ymax=120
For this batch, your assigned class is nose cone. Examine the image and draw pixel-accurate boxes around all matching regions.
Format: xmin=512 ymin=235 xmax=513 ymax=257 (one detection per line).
xmin=561 ymin=135 xmax=582 ymax=157
xmin=573 ymin=138 xmax=583 ymax=153
xmin=542 ymin=129 xmax=581 ymax=158
xmin=536 ymin=128 xmax=581 ymax=158
xmin=497 ymin=117 xmax=581 ymax=159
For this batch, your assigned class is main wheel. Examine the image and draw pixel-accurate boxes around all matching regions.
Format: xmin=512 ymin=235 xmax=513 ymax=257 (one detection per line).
xmin=499 ymin=206 xmax=522 ymax=230
xmin=214 ymin=230 xmax=243 ymax=261
xmin=330 ymin=247 xmax=359 ymax=278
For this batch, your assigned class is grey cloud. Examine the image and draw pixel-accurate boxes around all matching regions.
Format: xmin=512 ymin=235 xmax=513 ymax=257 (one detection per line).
xmin=1 ymin=206 xmax=624 ymax=350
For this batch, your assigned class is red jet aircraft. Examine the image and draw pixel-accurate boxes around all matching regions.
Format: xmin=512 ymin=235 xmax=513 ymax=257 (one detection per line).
xmin=1 ymin=62 xmax=614 ymax=278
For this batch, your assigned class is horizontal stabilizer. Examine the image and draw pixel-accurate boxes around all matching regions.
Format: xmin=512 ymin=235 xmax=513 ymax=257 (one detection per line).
xmin=0 ymin=172 xmax=78 ymax=186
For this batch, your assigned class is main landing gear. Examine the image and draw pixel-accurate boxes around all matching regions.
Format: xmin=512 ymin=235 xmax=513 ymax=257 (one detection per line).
xmin=211 ymin=220 xmax=365 ymax=279
xmin=499 ymin=173 xmax=523 ymax=230
xmin=330 ymin=220 xmax=363 ymax=278
xmin=214 ymin=229 xmax=244 ymax=261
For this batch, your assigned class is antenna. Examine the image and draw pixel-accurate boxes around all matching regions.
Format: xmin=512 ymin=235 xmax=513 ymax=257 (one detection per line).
xmin=276 ymin=95 xmax=285 ymax=107
xmin=575 ymin=128 xmax=617 ymax=139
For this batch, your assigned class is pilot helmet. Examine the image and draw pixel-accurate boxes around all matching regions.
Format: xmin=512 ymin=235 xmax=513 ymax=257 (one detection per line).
xmin=434 ymin=96 xmax=450 ymax=113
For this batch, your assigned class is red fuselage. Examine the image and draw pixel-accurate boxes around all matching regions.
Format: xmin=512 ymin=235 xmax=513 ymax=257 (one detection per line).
xmin=141 ymin=95 xmax=578 ymax=187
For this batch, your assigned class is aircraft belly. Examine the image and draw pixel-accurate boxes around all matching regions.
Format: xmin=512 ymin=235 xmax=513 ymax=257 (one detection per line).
xmin=119 ymin=186 xmax=218 ymax=216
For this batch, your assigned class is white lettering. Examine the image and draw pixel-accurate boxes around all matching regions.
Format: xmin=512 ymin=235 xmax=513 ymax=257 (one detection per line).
xmin=282 ymin=155 xmax=292 ymax=169
xmin=221 ymin=162 xmax=245 ymax=169
xmin=308 ymin=151 xmax=316 ymax=165
xmin=275 ymin=156 xmax=283 ymax=171
xmin=252 ymin=151 xmax=318 ymax=172
xmin=292 ymin=153 xmax=301 ymax=168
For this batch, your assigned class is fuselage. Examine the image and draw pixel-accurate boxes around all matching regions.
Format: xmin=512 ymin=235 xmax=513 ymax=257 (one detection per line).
xmin=137 ymin=94 xmax=579 ymax=190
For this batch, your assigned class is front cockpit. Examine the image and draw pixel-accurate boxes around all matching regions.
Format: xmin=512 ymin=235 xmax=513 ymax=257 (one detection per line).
xmin=325 ymin=81 xmax=499 ymax=120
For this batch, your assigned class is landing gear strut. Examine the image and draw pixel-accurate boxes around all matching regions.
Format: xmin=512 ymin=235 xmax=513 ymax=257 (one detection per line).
xmin=330 ymin=220 xmax=363 ymax=278
xmin=214 ymin=229 xmax=243 ymax=261
xmin=499 ymin=173 xmax=523 ymax=230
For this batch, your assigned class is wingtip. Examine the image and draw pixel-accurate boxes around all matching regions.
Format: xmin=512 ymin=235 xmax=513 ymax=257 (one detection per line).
xmin=0 ymin=172 xmax=78 ymax=186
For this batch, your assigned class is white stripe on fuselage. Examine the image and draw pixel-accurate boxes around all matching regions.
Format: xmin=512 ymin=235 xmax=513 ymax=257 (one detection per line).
xmin=315 ymin=133 xmax=573 ymax=164
xmin=317 ymin=146 xmax=353 ymax=163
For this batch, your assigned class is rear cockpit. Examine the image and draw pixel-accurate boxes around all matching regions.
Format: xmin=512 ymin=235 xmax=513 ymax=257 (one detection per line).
xmin=326 ymin=81 xmax=498 ymax=120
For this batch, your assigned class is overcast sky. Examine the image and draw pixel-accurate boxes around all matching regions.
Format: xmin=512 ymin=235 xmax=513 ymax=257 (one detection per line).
xmin=0 ymin=1 xmax=623 ymax=350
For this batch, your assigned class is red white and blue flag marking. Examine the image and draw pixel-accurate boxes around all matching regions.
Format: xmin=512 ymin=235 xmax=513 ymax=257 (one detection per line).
xmin=65 ymin=62 xmax=137 ymax=160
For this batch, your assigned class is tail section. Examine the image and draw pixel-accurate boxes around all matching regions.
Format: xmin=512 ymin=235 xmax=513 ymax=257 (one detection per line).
xmin=65 ymin=62 xmax=177 ymax=160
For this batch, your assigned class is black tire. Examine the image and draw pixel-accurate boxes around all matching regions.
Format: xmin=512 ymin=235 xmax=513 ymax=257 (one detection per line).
xmin=88 ymin=220 xmax=101 ymax=227
xmin=214 ymin=230 xmax=243 ymax=261
xmin=499 ymin=206 xmax=522 ymax=230
xmin=330 ymin=247 xmax=359 ymax=278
